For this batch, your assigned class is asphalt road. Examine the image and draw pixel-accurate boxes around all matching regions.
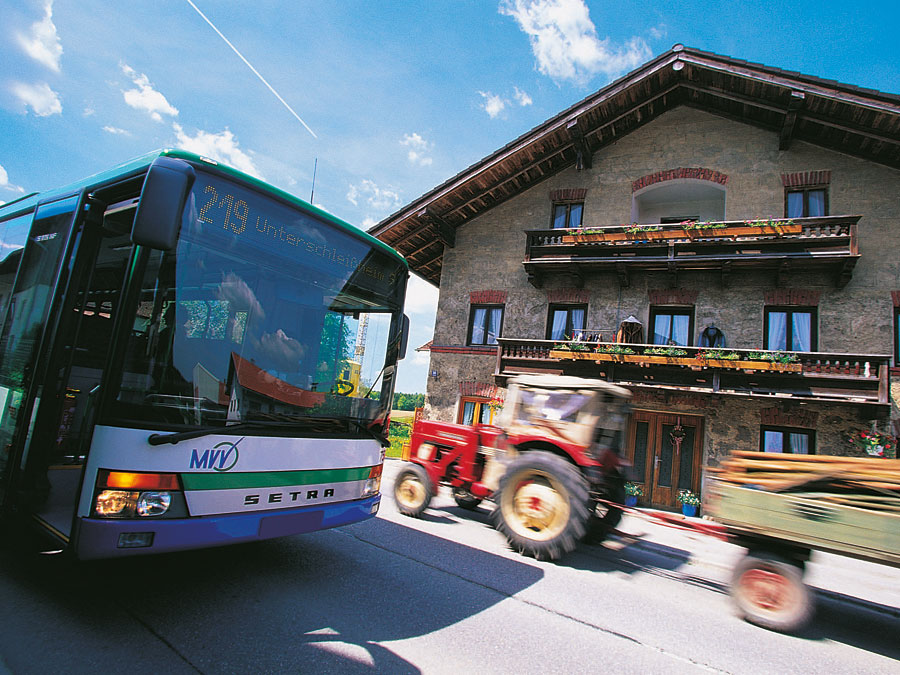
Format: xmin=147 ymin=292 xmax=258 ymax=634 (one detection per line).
xmin=0 ymin=459 xmax=897 ymax=673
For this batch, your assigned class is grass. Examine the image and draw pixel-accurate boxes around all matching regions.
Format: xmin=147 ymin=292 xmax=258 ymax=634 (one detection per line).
xmin=386 ymin=409 xmax=416 ymax=458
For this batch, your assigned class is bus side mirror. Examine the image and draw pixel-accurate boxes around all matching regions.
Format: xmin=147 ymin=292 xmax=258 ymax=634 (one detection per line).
xmin=132 ymin=157 xmax=196 ymax=250
xmin=399 ymin=314 xmax=410 ymax=360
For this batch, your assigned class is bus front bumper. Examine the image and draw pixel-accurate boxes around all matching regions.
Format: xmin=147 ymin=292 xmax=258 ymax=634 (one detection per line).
xmin=75 ymin=494 xmax=381 ymax=559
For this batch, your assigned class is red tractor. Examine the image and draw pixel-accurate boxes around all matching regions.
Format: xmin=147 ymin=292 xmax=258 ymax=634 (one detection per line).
xmin=393 ymin=375 xmax=632 ymax=560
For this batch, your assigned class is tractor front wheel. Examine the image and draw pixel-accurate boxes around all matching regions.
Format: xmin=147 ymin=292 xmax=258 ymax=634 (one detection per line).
xmin=393 ymin=463 xmax=435 ymax=518
xmin=492 ymin=451 xmax=590 ymax=561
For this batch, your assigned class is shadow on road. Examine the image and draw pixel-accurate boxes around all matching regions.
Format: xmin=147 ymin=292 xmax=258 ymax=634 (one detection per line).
xmin=0 ymin=517 xmax=544 ymax=673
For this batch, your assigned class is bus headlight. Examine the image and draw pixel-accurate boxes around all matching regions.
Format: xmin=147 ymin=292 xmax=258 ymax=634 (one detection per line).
xmin=95 ymin=490 xmax=139 ymax=517
xmin=94 ymin=490 xmax=173 ymax=517
xmin=137 ymin=491 xmax=172 ymax=516
xmin=93 ymin=470 xmax=183 ymax=518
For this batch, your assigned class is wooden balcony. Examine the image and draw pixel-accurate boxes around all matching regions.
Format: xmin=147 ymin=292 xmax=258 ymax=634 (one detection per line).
xmin=523 ymin=215 xmax=860 ymax=289
xmin=495 ymin=338 xmax=891 ymax=416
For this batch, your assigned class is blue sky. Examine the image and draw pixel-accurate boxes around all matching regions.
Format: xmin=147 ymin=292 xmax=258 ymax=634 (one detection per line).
xmin=2 ymin=0 xmax=898 ymax=392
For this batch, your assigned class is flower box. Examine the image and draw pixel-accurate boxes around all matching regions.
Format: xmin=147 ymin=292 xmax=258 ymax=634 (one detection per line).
xmin=559 ymin=222 xmax=802 ymax=245
xmin=549 ymin=350 xmax=802 ymax=372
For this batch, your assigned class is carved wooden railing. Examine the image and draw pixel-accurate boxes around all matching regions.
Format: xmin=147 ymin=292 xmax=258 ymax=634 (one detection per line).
xmin=523 ymin=215 xmax=860 ymax=288
xmin=495 ymin=338 xmax=890 ymax=407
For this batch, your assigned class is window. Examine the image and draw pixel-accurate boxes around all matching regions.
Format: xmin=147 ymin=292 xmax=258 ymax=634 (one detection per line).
xmin=785 ymin=187 xmax=827 ymax=218
xmin=468 ymin=304 xmax=503 ymax=345
xmin=547 ymin=304 xmax=586 ymax=341
xmin=895 ymin=306 xmax=900 ymax=366
xmin=551 ymin=202 xmax=583 ymax=229
xmin=764 ymin=306 xmax=816 ymax=351
xmin=760 ymin=426 xmax=814 ymax=454
xmin=458 ymin=397 xmax=496 ymax=425
xmin=650 ymin=307 xmax=694 ymax=346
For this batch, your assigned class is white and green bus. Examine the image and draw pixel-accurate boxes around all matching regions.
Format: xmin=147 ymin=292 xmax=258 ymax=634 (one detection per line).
xmin=0 ymin=150 xmax=408 ymax=559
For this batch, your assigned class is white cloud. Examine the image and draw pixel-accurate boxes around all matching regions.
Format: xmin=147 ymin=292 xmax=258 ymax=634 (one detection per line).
xmin=11 ymin=81 xmax=62 ymax=116
xmin=404 ymin=274 xmax=439 ymax=314
xmin=346 ymin=180 xmax=401 ymax=212
xmin=500 ymin=0 xmax=651 ymax=84
xmin=478 ymin=91 xmax=507 ymax=119
xmin=121 ymin=63 xmax=178 ymax=122
xmin=0 ymin=165 xmax=26 ymax=195
xmin=16 ymin=0 xmax=62 ymax=72
xmin=401 ymin=133 xmax=433 ymax=167
xmin=514 ymin=86 xmax=533 ymax=106
xmin=102 ymin=125 xmax=130 ymax=136
xmin=172 ymin=123 xmax=261 ymax=178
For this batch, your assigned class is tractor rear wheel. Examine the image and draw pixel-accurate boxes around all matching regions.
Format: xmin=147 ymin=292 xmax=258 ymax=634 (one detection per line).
xmin=393 ymin=463 xmax=434 ymax=518
xmin=492 ymin=451 xmax=590 ymax=561
xmin=452 ymin=488 xmax=483 ymax=510
xmin=730 ymin=552 xmax=812 ymax=632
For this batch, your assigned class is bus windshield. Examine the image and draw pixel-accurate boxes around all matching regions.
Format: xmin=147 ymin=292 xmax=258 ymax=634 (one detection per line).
xmin=109 ymin=168 xmax=406 ymax=430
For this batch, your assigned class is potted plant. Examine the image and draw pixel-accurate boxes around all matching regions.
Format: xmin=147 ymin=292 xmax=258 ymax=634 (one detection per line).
xmin=677 ymin=489 xmax=701 ymax=517
xmin=624 ymin=482 xmax=642 ymax=507
xmin=848 ymin=429 xmax=897 ymax=458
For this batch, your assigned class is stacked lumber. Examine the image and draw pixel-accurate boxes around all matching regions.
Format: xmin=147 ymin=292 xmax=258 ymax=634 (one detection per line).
xmin=711 ymin=450 xmax=900 ymax=513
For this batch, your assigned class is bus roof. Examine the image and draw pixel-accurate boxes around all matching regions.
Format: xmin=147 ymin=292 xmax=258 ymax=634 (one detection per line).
xmin=0 ymin=149 xmax=407 ymax=267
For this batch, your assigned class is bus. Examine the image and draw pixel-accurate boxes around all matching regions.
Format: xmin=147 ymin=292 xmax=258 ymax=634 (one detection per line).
xmin=0 ymin=150 xmax=409 ymax=559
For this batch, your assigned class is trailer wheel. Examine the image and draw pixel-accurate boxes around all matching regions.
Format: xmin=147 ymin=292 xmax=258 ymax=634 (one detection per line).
xmin=585 ymin=471 xmax=625 ymax=543
xmin=393 ymin=463 xmax=434 ymax=518
xmin=452 ymin=488 xmax=483 ymax=510
xmin=731 ymin=552 xmax=812 ymax=632
xmin=492 ymin=451 xmax=590 ymax=561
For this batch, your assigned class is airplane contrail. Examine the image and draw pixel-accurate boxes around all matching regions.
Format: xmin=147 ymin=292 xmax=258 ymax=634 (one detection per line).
xmin=185 ymin=0 xmax=317 ymax=139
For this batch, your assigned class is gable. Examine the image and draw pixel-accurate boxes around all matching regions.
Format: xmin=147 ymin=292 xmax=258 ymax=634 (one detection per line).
xmin=370 ymin=45 xmax=900 ymax=286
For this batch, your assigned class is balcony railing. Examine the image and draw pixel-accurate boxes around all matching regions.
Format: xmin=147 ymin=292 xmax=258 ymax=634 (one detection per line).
xmin=523 ymin=215 xmax=860 ymax=289
xmin=495 ymin=337 xmax=890 ymax=413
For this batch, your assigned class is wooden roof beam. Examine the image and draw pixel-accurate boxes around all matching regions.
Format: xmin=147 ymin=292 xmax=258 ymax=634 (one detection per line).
xmin=417 ymin=208 xmax=455 ymax=248
xmin=780 ymin=91 xmax=806 ymax=151
xmin=566 ymin=118 xmax=593 ymax=170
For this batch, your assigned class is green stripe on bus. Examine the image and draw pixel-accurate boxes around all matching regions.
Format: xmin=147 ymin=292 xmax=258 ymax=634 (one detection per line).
xmin=181 ymin=466 xmax=372 ymax=491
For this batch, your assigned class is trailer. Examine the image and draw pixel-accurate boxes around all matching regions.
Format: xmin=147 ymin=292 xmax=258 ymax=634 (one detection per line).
xmin=700 ymin=452 xmax=900 ymax=632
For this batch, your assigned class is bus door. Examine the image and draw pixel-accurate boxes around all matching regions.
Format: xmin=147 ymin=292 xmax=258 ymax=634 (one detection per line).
xmin=0 ymin=192 xmax=117 ymax=544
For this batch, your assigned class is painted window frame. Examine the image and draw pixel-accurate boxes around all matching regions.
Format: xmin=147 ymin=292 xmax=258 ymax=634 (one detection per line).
xmin=457 ymin=397 xmax=496 ymax=425
xmin=550 ymin=201 xmax=584 ymax=229
xmin=467 ymin=303 xmax=504 ymax=346
xmin=784 ymin=186 xmax=828 ymax=218
xmin=760 ymin=425 xmax=816 ymax=454
xmin=546 ymin=303 xmax=587 ymax=341
xmin=763 ymin=305 xmax=818 ymax=351
xmin=649 ymin=306 xmax=695 ymax=346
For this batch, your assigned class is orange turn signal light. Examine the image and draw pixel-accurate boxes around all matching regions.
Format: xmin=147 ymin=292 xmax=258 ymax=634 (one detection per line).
xmin=99 ymin=470 xmax=180 ymax=490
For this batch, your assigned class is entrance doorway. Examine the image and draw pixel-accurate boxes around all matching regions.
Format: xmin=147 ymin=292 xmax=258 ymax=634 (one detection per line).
xmin=625 ymin=410 xmax=703 ymax=509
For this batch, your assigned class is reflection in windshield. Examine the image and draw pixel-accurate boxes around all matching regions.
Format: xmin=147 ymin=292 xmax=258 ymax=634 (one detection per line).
xmin=112 ymin=170 xmax=404 ymax=430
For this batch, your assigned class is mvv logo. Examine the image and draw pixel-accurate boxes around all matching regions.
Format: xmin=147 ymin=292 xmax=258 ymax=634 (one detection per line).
xmin=190 ymin=438 xmax=242 ymax=472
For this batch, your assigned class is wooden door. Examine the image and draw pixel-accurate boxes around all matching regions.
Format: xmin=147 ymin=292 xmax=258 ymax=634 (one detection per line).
xmin=626 ymin=410 xmax=703 ymax=509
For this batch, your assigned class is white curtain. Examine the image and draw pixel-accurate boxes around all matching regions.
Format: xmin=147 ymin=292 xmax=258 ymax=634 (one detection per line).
xmin=672 ymin=315 xmax=690 ymax=346
xmin=791 ymin=312 xmax=811 ymax=351
xmin=808 ymin=190 xmax=825 ymax=217
xmin=486 ymin=307 xmax=502 ymax=344
xmin=763 ymin=430 xmax=783 ymax=452
xmin=471 ymin=308 xmax=486 ymax=344
xmin=653 ymin=315 xmax=672 ymax=344
xmin=462 ymin=401 xmax=475 ymax=425
xmin=767 ymin=311 xmax=787 ymax=350
xmin=789 ymin=433 xmax=810 ymax=454
xmin=551 ymin=310 xmax=568 ymax=340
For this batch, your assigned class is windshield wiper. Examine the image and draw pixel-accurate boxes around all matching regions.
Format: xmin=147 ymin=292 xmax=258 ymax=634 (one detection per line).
xmin=147 ymin=421 xmax=286 ymax=446
xmin=147 ymin=416 xmax=390 ymax=447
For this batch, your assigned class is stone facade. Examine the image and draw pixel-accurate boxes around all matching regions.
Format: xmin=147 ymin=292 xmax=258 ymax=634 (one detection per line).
xmin=421 ymin=105 xmax=900 ymax=505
